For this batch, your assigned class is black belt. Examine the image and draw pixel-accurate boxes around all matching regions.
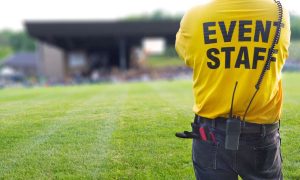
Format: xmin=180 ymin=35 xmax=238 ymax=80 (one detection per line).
xmin=195 ymin=115 xmax=279 ymax=135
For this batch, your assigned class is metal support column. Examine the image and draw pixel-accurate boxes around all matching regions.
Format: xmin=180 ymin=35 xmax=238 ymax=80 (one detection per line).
xmin=119 ymin=39 xmax=127 ymax=70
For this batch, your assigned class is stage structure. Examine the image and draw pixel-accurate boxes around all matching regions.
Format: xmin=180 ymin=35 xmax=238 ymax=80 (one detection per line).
xmin=26 ymin=20 xmax=179 ymax=82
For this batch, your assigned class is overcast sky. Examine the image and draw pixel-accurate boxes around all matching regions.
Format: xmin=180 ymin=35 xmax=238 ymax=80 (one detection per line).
xmin=1 ymin=0 xmax=299 ymax=31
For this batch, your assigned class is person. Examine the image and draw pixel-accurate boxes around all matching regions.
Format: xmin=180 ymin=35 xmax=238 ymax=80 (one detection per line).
xmin=175 ymin=0 xmax=290 ymax=179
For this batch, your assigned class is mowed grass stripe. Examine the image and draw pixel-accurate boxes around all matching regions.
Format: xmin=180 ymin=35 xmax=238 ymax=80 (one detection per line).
xmin=0 ymin=85 xmax=114 ymax=178
xmin=0 ymin=87 xmax=72 ymax=117
xmin=0 ymin=86 xmax=105 ymax=153
xmin=148 ymin=80 xmax=194 ymax=129
xmin=0 ymin=88 xmax=100 ymax=131
xmin=90 ymin=85 xmax=129 ymax=179
xmin=0 ymin=90 xmax=57 ymax=120
xmin=0 ymin=86 xmax=103 ymax=117
xmin=1 ymin=84 xmax=130 ymax=179
xmin=99 ymin=82 xmax=194 ymax=179
xmin=0 ymin=88 xmax=48 ymax=103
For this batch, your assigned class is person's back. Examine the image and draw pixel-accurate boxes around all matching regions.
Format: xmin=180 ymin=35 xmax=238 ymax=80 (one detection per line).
xmin=175 ymin=0 xmax=290 ymax=179
xmin=176 ymin=0 xmax=290 ymax=124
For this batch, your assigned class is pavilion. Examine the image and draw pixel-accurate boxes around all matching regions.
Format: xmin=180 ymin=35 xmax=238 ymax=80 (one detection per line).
xmin=25 ymin=20 xmax=179 ymax=82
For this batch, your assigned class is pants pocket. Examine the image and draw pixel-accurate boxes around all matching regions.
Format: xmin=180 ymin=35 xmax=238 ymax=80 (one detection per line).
xmin=192 ymin=139 xmax=218 ymax=169
xmin=254 ymin=139 xmax=281 ymax=171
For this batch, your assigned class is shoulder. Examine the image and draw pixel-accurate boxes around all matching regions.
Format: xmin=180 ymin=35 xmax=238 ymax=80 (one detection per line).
xmin=183 ymin=4 xmax=210 ymax=19
xmin=180 ymin=4 xmax=210 ymax=26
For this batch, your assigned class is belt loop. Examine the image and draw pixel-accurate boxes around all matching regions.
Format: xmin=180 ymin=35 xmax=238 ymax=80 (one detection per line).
xmin=212 ymin=119 xmax=216 ymax=128
xmin=242 ymin=121 xmax=246 ymax=128
xmin=261 ymin=125 xmax=266 ymax=137
xmin=197 ymin=115 xmax=201 ymax=124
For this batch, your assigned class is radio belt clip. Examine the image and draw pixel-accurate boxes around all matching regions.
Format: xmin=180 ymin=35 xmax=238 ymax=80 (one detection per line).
xmin=225 ymin=116 xmax=241 ymax=151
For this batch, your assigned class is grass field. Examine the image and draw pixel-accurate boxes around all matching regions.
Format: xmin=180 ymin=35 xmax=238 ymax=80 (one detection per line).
xmin=147 ymin=56 xmax=184 ymax=68
xmin=0 ymin=73 xmax=299 ymax=179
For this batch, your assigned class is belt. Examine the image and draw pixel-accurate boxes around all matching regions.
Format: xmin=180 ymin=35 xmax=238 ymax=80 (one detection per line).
xmin=195 ymin=115 xmax=279 ymax=135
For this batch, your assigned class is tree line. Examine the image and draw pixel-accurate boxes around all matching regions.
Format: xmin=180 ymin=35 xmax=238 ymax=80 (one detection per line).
xmin=0 ymin=31 xmax=35 ymax=61
xmin=291 ymin=15 xmax=300 ymax=40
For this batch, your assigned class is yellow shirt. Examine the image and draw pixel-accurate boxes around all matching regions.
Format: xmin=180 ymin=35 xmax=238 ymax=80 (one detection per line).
xmin=175 ymin=0 xmax=290 ymax=124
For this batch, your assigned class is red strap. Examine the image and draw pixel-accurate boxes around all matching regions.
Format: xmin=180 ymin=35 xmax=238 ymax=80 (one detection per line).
xmin=210 ymin=132 xmax=217 ymax=144
xmin=199 ymin=127 xmax=207 ymax=141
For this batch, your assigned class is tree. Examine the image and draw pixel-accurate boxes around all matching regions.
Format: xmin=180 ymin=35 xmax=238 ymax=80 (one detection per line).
xmin=291 ymin=14 xmax=300 ymax=40
xmin=0 ymin=46 xmax=13 ymax=63
xmin=9 ymin=31 xmax=35 ymax=52
xmin=0 ymin=30 xmax=36 ymax=61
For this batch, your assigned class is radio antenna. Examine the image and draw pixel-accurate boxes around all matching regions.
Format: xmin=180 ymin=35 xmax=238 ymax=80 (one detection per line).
xmin=230 ymin=82 xmax=238 ymax=118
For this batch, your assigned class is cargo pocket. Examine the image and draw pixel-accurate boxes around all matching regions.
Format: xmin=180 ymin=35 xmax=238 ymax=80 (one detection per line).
xmin=254 ymin=139 xmax=281 ymax=171
xmin=192 ymin=138 xmax=218 ymax=169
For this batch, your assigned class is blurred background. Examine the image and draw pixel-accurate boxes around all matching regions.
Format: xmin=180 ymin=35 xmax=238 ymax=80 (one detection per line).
xmin=0 ymin=0 xmax=299 ymax=87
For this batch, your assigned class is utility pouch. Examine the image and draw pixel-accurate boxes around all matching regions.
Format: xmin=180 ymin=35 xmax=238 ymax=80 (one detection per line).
xmin=175 ymin=123 xmax=200 ymax=139
xmin=225 ymin=118 xmax=241 ymax=150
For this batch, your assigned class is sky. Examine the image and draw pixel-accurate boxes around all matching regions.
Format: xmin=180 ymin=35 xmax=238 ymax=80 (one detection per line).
xmin=1 ymin=0 xmax=300 ymax=31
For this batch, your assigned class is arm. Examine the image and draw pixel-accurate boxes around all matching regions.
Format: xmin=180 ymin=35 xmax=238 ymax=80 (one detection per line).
xmin=175 ymin=12 xmax=194 ymax=69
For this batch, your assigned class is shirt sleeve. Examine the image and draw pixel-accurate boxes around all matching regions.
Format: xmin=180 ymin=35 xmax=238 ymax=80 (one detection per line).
xmin=175 ymin=12 xmax=194 ymax=69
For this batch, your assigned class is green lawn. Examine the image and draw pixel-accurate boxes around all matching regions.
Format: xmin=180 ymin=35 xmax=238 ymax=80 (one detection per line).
xmin=0 ymin=73 xmax=299 ymax=179
xmin=147 ymin=56 xmax=184 ymax=68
